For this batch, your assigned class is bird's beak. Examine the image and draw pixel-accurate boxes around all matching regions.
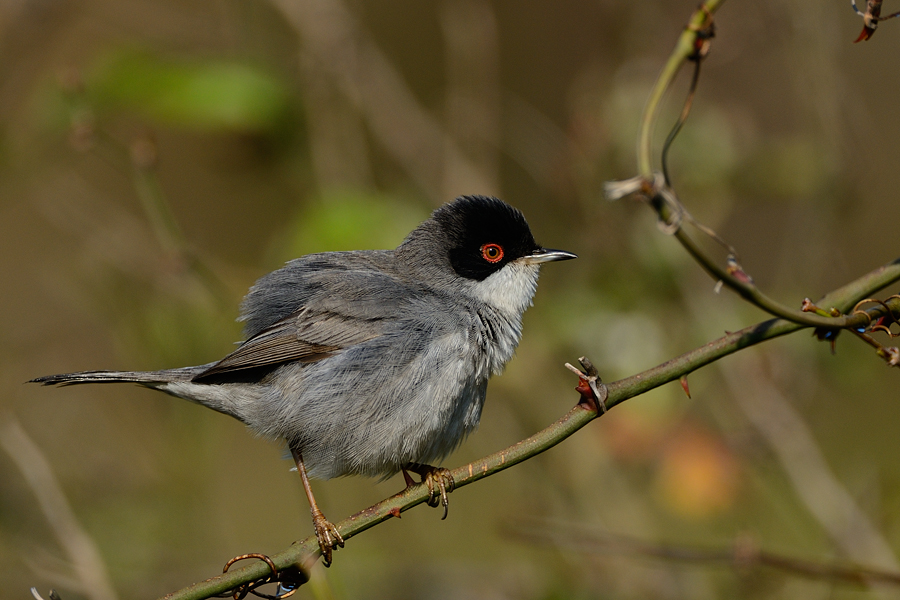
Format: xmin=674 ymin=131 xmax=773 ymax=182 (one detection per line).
xmin=522 ymin=248 xmax=578 ymax=265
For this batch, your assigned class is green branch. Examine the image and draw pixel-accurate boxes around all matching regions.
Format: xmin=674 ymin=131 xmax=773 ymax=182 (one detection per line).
xmin=638 ymin=0 xmax=726 ymax=176
xmin=628 ymin=0 xmax=898 ymax=330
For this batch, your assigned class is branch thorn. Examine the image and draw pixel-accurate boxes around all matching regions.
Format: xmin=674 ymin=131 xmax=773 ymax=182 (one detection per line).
xmin=565 ymin=356 xmax=608 ymax=413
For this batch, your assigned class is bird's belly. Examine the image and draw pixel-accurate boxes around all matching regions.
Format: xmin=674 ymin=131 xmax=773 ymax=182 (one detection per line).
xmin=250 ymin=356 xmax=489 ymax=480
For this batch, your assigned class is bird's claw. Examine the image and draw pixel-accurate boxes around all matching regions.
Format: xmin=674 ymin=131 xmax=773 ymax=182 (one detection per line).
xmin=311 ymin=510 xmax=344 ymax=567
xmin=565 ymin=356 xmax=608 ymax=413
xmin=424 ymin=468 xmax=454 ymax=519
xmin=404 ymin=463 xmax=455 ymax=519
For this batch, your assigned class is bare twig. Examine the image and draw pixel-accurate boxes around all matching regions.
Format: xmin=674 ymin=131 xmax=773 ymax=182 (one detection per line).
xmin=610 ymin=0 xmax=900 ymax=333
xmin=637 ymin=1 xmax=726 ymax=177
xmin=608 ymin=173 xmax=900 ymax=331
xmin=661 ymin=7 xmax=713 ymax=188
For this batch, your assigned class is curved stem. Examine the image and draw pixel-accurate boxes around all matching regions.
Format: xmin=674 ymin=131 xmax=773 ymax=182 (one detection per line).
xmin=672 ymin=225 xmax=900 ymax=327
xmin=638 ymin=0 xmax=726 ymax=177
xmin=633 ymin=0 xmax=900 ymax=330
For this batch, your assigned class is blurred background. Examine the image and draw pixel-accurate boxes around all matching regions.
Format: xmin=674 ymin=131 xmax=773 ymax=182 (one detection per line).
xmin=2 ymin=0 xmax=900 ymax=598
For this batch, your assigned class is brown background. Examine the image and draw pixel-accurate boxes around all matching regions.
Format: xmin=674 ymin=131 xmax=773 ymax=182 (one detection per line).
xmin=2 ymin=1 xmax=900 ymax=598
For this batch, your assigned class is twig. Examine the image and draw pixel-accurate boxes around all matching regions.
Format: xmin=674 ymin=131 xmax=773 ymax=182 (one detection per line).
xmin=608 ymin=175 xmax=900 ymax=331
xmin=661 ymin=7 xmax=713 ymax=188
xmin=612 ymin=0 xmax=900 ymax=331
xmin=637 ymin=1 xmax=726 ymax=177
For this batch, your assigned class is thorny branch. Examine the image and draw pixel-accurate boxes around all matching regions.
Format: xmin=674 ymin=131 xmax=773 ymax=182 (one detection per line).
xmin=607 ymin=1 xmax=900 ymax=353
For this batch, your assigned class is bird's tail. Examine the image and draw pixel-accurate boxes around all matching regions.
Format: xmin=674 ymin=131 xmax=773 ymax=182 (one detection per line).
xmin=30 ymin=366 xmax=207 ymax=387
xmin=29 ymin=364 xmax=252 ymax=423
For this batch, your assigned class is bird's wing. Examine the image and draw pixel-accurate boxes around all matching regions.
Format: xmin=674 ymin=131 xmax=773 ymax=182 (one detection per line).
xmin=238 ymin=250 xmax=401 ymax=338
xmin=193 ymin=256 xmax=425 ymax=383
xmin=192 ymin=307 xmax=385 ymax=382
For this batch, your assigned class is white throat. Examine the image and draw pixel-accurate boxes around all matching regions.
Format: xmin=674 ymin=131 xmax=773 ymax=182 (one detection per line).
xmin=469 ymin=259 xmax=541 ymax=318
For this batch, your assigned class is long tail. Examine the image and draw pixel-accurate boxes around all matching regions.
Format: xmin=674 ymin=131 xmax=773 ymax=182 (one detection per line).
xmin=29 ymin=364 xmax=250 ymax=423
xmin=30 ymin=366 xmax=209 ymax=387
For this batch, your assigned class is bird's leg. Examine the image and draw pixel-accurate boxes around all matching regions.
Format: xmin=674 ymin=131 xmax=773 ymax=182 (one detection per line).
xmin=290 ymin=447 xmax=344 ymax=566
xmin=401 ymin=468 xmax=416 ymax=488
xmin=403 ymin=462 xmax=455 ymax=519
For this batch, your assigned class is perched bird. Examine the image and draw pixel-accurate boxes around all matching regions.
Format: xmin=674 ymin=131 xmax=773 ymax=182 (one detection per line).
xmin=32 ymin=194 xmax=576 ymax=564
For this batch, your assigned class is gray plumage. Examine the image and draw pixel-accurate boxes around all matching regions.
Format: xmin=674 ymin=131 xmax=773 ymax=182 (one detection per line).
xmin=33 ymin=195 xmax=575 ymax=481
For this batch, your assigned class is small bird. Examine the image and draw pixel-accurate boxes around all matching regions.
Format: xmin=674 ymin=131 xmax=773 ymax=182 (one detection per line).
xmin=32 ymin=195 xmax=576 ymax=565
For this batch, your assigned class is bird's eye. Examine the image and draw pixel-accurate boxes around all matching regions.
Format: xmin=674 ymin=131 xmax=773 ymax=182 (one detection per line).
xmin=480 ymin=243 xmax=504 ymax=263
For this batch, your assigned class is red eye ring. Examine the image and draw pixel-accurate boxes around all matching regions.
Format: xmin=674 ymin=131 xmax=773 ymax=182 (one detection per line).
xmin=480 ymin=243 xmax=504 ymax=263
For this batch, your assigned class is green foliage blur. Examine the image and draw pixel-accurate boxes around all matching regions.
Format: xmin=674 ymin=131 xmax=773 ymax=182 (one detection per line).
xmin=2 ymin=1 xmax=900 ymax=599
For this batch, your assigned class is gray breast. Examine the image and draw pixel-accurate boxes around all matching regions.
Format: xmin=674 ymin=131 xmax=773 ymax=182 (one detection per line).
xmin=248 ymin=299 xmax=515 ymax=479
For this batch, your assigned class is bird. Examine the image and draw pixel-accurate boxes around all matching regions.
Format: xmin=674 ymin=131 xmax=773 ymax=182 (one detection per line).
xmin=31 ymin=194 xmax=576 ymax=565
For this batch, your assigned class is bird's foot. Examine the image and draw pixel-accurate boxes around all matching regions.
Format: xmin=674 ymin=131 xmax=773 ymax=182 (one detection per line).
xmin=403 ymin=463 xmax=455 ymax=519
xmin=565 ymin=356 xmax=608 ymax=413
xmin=311 ymin=509 xmax=344 ymax=567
